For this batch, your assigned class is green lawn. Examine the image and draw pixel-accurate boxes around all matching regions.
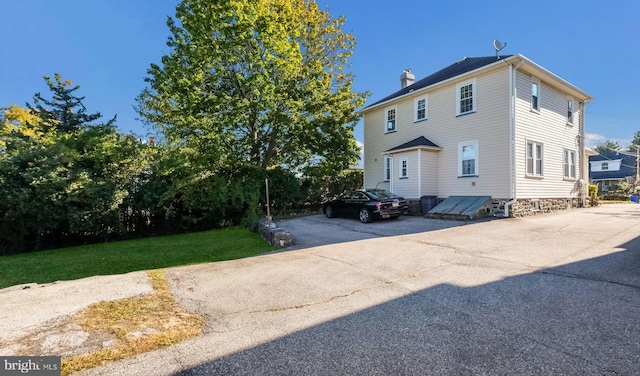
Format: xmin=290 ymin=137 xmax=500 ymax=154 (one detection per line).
xmin=0 ymin=226 xmax=278 ymax=290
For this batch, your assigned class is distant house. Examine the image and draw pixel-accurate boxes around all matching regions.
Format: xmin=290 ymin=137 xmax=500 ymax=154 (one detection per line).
xmin=589 ymin=150 xmax=638 ymax=192
xmin=360 ymin=54 xmax=593 ymax=217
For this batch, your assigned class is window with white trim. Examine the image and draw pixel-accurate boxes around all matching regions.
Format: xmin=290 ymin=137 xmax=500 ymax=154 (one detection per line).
xmin=385 ymin=106 xmax=397 ymax=133
xmin=601 ymin=162 xmax=609 ymax=171
xmin=526 ymin=141 xmax=543 ymax=176
xmin=564 ymin=149 xmax=576 ymax=179
xmin=384 ymin=156 xmax=391 ymax=181
xmin=456 ymin=79 xmax=476 ymax=116
xmin=531 ymin=78 xmax=540 ymax=112
xmin=567 ymin=98 xmax=574 ymax=124
xmin=458 ymin=140 xmax=478 ymax=177
xmin=414 ymin=96 xmax=427 ymax=122
xmin=399 ymin=158 xmax=408 ymax=179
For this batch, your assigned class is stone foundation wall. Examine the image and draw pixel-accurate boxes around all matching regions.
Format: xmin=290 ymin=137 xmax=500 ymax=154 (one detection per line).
xmin=506 ymin=198 xmax=582 ymax=218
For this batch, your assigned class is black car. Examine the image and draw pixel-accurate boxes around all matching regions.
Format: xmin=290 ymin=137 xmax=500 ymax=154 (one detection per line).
xmin=322 ymin=189 xmax=408 ymax=223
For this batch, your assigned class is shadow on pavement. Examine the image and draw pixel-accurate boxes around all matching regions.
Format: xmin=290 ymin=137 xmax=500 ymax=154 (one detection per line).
xmin=173 ymin=235 xmax=640 ymax=375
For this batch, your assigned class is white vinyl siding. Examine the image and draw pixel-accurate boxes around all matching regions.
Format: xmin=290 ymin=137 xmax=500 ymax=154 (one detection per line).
xmin=363 ymin=58 xmax=588 ymax=202
xmin=363 ymin=65 xmax=516 ymax=199
xmin=514 ymin=70 xmax=582 ymax=198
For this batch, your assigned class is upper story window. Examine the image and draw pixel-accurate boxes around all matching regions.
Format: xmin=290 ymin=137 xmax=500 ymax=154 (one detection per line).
xmin=385 ymin=106 xmax=397 ymax=133
xmin=414 ymin=96 xmax=427 ymax=122
xmin=567 ymin=98 xmax=574 ymax=124
xmin=458 ymin=140 xmax=479 ymax=177
xmin=601 ymin=162 xmax=609 ymax=171
xmin=564 ymin=149 xmax=576 ymax=179
xmin=456 ymin=79 xmax=476 ymax=116
xmin=526 ymin=141 xmax=543 ymax=176
xmin=531 ymin=78 xmax=541 ymax=112
xmin=399 ymin=158 xmax=408 ymax=178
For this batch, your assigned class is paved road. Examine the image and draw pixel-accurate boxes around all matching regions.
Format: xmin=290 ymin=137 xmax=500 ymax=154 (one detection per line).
xmin=81 ymin=205 xmax=640 ymax=375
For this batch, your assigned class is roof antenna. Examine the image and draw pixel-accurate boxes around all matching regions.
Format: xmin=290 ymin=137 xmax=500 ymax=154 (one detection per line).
xmin=493 ymin=39 xmax=507 ymax=60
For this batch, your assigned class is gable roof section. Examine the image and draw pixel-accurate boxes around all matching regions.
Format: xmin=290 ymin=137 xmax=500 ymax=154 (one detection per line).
xmin=365 ymin=55 xmax=512 ymax=110
xmin=589 ymin=151 xmax=637 ymax=180
xmin=385 ymin=136 xmax=441 ymax=153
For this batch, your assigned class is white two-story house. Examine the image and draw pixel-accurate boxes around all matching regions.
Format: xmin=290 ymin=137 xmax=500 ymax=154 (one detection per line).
xmin=361 ymin=54 xmax=593 ymax=217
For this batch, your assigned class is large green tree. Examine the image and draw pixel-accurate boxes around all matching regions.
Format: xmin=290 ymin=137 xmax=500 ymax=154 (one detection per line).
xmin=594 ymin=139 xmax=622 ymax=154
xmin=0 ymin=75 xmax=151 ymax=254
xmin=137 ymin=0 xmax=367 ymax=171
xmin=630 ymin=130 xmax=640 ymax=149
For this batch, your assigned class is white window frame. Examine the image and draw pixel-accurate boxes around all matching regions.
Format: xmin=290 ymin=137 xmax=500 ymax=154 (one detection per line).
xmin=526 ymin=140 xmax=544 ymax=177
xmin=601 ymin=162 xmax=609 ymax=171
xmin=414 ymin=95 xmax=428 ymax=122
xmin=384 ymin=156 xmax=391 ymax=181
xmin=458 ymin=140 xmax=479 ymax=177
xmin=531 ymin=77 xmax=541 ymax=112
xmin=385 ymin=106 xmax=397 ymax=133
xmin=564 ymin=149 xmax=577 ymax=179
xmin=567 ymin=97 xmax=574 ymax=124
xmin=399 ymin=158 xmax=408 ymax=179
xmin=456 ymin=79 xmax=476 ymax=116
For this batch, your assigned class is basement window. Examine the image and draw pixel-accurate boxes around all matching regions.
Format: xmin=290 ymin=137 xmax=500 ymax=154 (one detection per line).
xmin=530 ymin=199 xmax=540 ymax=212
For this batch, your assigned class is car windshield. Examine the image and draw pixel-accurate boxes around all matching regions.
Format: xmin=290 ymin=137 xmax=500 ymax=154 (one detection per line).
xmin=367 ymin=189 xmax=398 ymax=199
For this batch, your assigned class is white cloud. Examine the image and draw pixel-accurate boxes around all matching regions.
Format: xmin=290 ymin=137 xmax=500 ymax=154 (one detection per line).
xmin=584 ymin=133 xmax=606 ymax=149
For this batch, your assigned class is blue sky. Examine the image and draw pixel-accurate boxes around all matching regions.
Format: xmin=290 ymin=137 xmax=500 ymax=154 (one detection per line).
xmin=2 ymin=0 xmax=639 ymax=149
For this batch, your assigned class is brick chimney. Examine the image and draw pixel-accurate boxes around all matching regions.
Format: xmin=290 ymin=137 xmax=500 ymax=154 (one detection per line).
xmin=400 ymin=68 xmax=415 ymax=89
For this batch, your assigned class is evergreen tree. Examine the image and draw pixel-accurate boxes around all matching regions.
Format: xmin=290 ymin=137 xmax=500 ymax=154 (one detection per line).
xmin=26 ymin=73 xmax=111 ymax=134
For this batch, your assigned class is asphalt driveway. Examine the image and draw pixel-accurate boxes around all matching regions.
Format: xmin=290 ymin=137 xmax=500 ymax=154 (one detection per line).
xmin=78 ymin=204 xmax=640 ymax=375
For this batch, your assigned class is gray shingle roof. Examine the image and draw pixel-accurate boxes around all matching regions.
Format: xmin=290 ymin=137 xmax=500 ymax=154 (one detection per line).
xmin=589 ymin=151 xmax=637 ymax=180
xmin=365 ymin=55 xmax=513 ymax=109
xmin=386 ymin=136 xmax=440 ymax=152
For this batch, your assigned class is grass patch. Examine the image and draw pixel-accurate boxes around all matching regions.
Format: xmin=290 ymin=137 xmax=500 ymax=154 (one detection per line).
xmin=0 ymin=226 xmax=277 ymax=289
xmin=61 ymin=269 xmax=204 ymax=375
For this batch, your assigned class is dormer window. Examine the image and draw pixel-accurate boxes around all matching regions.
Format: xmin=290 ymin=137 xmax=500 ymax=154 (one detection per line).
xmin=601 ymin=162 xmax=609 ymax=171
xmin=385 ymin=106 xmax=397 ymax=133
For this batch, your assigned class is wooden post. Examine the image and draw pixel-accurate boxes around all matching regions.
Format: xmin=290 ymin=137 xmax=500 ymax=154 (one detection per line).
xmin=265 ymin=178 xmax=271 ymax=222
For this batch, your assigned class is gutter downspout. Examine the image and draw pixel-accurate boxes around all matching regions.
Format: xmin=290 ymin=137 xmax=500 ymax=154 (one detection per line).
xmin=578 ymin=99 xmax=592 ymax=206
xmin=504 ymin=60 xmax=525 ymax=217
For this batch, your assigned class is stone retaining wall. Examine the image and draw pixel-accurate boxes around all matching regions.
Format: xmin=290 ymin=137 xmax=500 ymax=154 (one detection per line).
xmin=258 ymin=217 xmax=293 ymax=247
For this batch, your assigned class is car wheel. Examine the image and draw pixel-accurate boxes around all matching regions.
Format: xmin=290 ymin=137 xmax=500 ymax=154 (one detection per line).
xmin=325 ymin=205 xmax=335 ymax=218
xmin=359 ymin=208 xmax=372 ymax=223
